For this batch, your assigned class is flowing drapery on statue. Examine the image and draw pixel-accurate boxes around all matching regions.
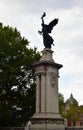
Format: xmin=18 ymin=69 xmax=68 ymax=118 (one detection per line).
xmin=38 ymin=12 xmax=58 ymax=49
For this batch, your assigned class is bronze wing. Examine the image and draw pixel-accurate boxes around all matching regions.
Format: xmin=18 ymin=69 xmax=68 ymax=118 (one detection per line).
xmin=48 ymin=18 xmax=58 ymax=32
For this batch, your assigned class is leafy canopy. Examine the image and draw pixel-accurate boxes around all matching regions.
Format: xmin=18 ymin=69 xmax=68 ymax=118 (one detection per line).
xmin=0 ymin=23 xmax=41 ymax=126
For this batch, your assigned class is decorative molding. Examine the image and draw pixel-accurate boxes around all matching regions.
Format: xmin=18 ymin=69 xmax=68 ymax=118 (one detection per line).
xmin=31 ymin=118 xmax=64 ymax=124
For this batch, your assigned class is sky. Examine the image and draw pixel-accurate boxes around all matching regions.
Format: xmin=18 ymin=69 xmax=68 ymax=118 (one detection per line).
xmin=0 ymin=0 xmax=83 ymax=105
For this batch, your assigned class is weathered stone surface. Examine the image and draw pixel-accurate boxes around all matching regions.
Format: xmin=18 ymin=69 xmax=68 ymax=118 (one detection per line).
xmin=30 ymin=48 xmax=65 ymax=130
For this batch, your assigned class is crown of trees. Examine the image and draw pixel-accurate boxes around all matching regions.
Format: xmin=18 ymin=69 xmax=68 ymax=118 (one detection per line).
xmin=0 ymin=23 xmax=41 ymax=126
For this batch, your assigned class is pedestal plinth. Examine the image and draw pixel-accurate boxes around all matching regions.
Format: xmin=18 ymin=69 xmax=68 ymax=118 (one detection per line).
xmin=30 ymin=48 xmax=65 ymax=130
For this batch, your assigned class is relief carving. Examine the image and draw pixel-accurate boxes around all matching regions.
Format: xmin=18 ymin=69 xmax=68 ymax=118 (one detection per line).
xmin=50 ymin=72 xmax=57 ymax=86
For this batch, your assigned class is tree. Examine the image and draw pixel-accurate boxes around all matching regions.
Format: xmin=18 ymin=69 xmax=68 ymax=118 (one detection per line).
xmin=65 ymin=106 xmax=79 ymax=121
xmin=59 ymin=93 xmax=65 ymax=116
xmin=0 ymin=23 xmax=41 ymax=126
xmin=64 ymin=94 xmax=79 ymax=126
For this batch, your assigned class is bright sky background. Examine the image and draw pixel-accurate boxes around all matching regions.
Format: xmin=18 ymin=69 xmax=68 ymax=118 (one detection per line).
xmin=0 ymin=0 xmax=83 ymax=105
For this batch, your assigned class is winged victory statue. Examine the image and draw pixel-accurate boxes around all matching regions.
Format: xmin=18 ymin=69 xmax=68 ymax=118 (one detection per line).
xmin=38 ymin=12 xmax=58 ymax=49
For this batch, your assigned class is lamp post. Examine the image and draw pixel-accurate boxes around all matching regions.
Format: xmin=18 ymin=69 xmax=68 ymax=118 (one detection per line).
xmin=12 ymin=105 xmax=22 ymax=126
xmin=12 ymin=105 xmax=17 ymax=126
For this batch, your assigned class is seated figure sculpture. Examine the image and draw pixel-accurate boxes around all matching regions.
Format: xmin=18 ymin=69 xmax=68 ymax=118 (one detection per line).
xmin=38 ymin=12 xmax=58 ymax=49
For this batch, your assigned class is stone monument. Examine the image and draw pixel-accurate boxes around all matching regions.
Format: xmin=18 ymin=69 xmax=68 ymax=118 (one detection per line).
xmin=30 ymin=12 xmax=65 ymax=130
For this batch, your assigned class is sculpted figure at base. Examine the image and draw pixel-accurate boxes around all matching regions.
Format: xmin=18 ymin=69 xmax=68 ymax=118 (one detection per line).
xmin=38 ymin=12 xmax=58 ymax=49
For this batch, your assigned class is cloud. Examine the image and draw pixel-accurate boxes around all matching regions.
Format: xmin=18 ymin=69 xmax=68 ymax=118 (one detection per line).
xmin=59 ymin=77 xmax=83 ymax=105
xmin=50 ymin=6 xmax=83 ymax=105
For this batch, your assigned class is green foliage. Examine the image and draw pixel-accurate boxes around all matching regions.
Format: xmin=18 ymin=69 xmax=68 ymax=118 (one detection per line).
xmin=59 ymin=93 xmax=65 ymax=116
xmin=58 ymin=93 xmax=80 ymax=122
xmin=63 ymin=95 xmax=79 ymax=122
xmin=0 ymin=23 xmax=41 ymax=126
xmin=65 ymin=106 xmax=79 ymax=121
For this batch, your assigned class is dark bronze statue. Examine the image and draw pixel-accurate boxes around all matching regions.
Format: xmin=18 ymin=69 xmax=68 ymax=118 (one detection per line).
xmin=38 ymin=12 xmax=58 ymax=49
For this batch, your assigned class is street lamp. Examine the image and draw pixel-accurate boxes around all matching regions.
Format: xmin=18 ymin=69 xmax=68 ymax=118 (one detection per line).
xmin=12 ymin=105 xmax=17 ymax=126
xmin=12 ymin=105 xmax=22 ymax=126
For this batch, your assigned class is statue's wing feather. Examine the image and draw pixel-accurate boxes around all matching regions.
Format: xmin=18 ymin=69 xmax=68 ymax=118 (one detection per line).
xmin=49 ymin=18 xmax=58 ymax=31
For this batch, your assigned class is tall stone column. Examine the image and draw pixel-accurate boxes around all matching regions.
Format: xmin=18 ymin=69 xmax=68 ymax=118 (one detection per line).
xmin=30 ymin=48 xmax=65 ymax=130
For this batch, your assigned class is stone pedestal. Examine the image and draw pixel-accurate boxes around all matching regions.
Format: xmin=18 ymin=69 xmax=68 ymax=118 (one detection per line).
xmin=30 ymin=48 xmax=65 ymax=130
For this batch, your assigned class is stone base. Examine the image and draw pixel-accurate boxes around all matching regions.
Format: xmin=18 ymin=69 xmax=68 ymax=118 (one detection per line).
xmin=30 ymin=48 xmax=64 ymax=130
xmin=40 ymin=48 xmax=54 ymax=62
xmin=30 ymin=114 xmax=65 ymax=130
xmin=30 ymin=124 xmax=65 ymax=130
